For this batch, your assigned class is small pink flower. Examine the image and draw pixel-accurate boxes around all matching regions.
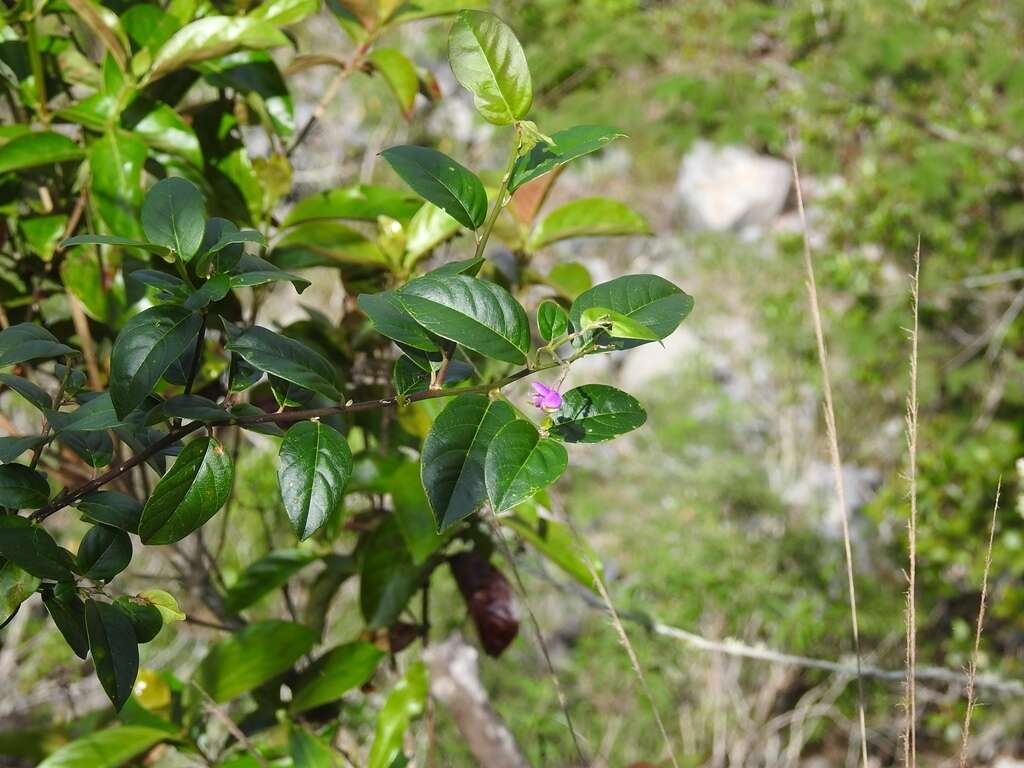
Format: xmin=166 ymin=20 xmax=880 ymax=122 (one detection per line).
xmin=530 ymin=382 xmax=562 ymax=412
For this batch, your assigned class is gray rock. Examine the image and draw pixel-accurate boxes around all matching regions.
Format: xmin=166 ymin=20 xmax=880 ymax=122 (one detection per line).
xmin=676 ymin=141 xmax=791 ymax=232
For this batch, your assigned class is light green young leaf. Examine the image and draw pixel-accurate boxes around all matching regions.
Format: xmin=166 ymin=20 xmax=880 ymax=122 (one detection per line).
xmin=89 ymin=130 xmax=147 ymax=240
xmin=38 ymin=726 xmax=168 ymax=768
xmin=579 ymin=306 xmax=659 ymax=341
xmin=529 ymin=197 xmax=650 ymax=250
xmin=148 ymin=16 xmax=290 ymax=82
xmin=570 ymin=274 xmax=693 ymax=349
xmin=510 ymin=124 xmax=626 ymax=190
xmin=448 ymin=10 xmax=531 ymax=125
xmin=367 ymin=662 xmax=428 ymax=768
xmin=369 ymin=48 xmax=419 ymax=118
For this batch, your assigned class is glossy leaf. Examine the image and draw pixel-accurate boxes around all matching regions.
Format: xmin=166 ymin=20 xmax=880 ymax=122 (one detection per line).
xmin=226 ymin=326 xmax=342 ymax=401
xmin=193 ymin=620 xmax=315 ymax=703
xmin=37 ymin=726 xmax=167 ymax=768
xmin=50 ymin=393 xmax=123 ymax=433
xmin=404 ymin=202 xmax=461 ymax=263
xmin=113 ymin=597 xmax=163 ymax=643
xmin=139 ymin=589 xmax=185 ymax=624
xmin=369 ymin=48 xmax=418 ymax=118
xmin=420 ymin=394 xmax=516 ymax=530
xmin=42 ymin=583 xmax=89 ymax=659
xmin=289 ymin=728 xmax=335 ymax=768
xmin=148 ymin=16 xmax=290 ymax=82
xmin=228 ymin=253 xmax=311 ymax=293
xmin=485 ymin=420 xmax=567 ymax=512
xmin=390 ymin=462 xmax=444 ymax=564
xmin=156 ymin=394 xmax=231 ymax=423
xmin=380 ymin=146 xmax=486 ymax=230
xmin=66 ymin=0 xmax=129 ymax=70
xmin=61 ymin=234 xmax=172 ymax=257
xmin=90 ymin=130 xmax=146 ymax=240
xmin=109 ymin=304 xmax=203 ymax=418
xmin=76 ymin=491 xmax=142 ymax=533
xmin=0 ymin=132 xmax=83 ymax=174
xmin=448 ymin=10 xmax=532 ymax=125
xmin=0 ymin=464 xmax=51 ymax=510
xmin=290 ymin=641 xmax=384 ymax=713
xmin=139 ymin=437 xmax=233 ymax=545
xmin=510 ymin=125 xmax=625 ymax=190
xmin=367 ymin=662 xmax=428 ymax=768
xmin=278 ymin=421 xmax=353 ymax=540
xmin=184 ymin=274 xmax=231 ymax=309
xmin=224 ymin=549 xmax=317 ymax=613
xmin=86 ymin=599 xmax=139 ymax=711
xmin=537 ymin=300 xmax=569 ymax=342
xmin=123 ymin=97 xmax=203 ymax=167
xmin=549 ymin=384 xmax=647 ymax=443
xmin=140 ymin=177 xmax=206 ymax=260
xmin=250 ymin=0 xmax=320 ymax=25
xmin=0 ymin=436 xmax=47 ymax=464
xmin=357 ymin=291 xmax=439 ymax=352
xmin=77 ymin=525 xmax=132 ymax=581
xmin=570 ymin=274 xmax=693 ymax=348
xmin=399 ymin=275 xmax=530 ymax=364
xmin=0 ymin=324 xmax=76 ymax=366
xmin=529 ymin=198 xmax=650 ymax=249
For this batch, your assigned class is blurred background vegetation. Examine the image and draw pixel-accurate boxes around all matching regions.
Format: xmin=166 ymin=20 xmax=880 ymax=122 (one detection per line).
xmin=4 ymin=0 xmax=1024 ymax=765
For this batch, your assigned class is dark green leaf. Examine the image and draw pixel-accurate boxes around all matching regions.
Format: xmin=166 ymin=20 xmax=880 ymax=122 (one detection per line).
xmin=109 ymin=304 xmax=203 ymax=418
xmin=529 ymin=197 xmax=650 ymax=250
xmin=390 ymin=462 xmax=444 ymax=564
xmin=61 ymin=234 xmax=172 ymax=258
xmin=141 ymin=177 xmax=206 ymax=260
xmin=42 ymin=583 xmax=89 ymax=659
xmin=549 ymin=384 xmax=646 ymax=443
xmin=485 ymin=420 xmax=567 ymax=512
xmin=156 ymin=394 xmax=231 ymax=424
xmin=290 ymin=641 xmax=384 ymax=713
xmin=197 ymin=51 xmax=294 ymax=137
xmin=229 ymin=254 xmax=311 ymax=293
xmin=393 ymin=355 xmax=428 ymax=397
xmin=223 ymin=549 xmax=317 ymax=613
xmin=289 ymin=727 xmax=335 ymax=768
xmin=226 ymin=326 xmax=342 ymax=401
xmin=0 ymin=464 xmax=51 ymax=510
xmin=359 ymin=517 xmax=422 ymax=628
xmin=0 ymin=373 xmax=52 ymax=412
xmin=0 ymin=436 xmax=47 ymax=464
xmin=76 ymin=491 xmax=142 ymax=533
xmin=537 ymin=300 xmax=568 ymax=342
xmin=420 ymin=394 xmax=516 ymax=530
xmin=380 ymin=146 xmax=486 ymax=230
xmin=86 ymin=599 xmax=139 ymax=711
xmin=228 ymin=403 xmax=284 ymax=436
xmin=148 ymin=16 xmax=290 ymax=82
xmin=0 ymin=131 xmax=82 ymax=174
xmin=113 ymin=596 xmax=163 ymax=643
xmin=0 ymin=323 xmax=76 ymax=366
xmin=50 ymin=393 xmax=123 ymax=433
xmin=193 ymin=620 xmax=315 ymax=703
xmin=448 ymin=10 xmax=532 ymax=125
xmin=184 ymin=274 xmax=231 ymax=309
xmin=427 ymin=256 xmax=484 ymax=277
xmin=510 ymin=125 xmax=625 ymax=191
xmin=58 ymin=429 xmax=114 ymax=469
xmin=37 ymin=726 xmax=167 ymax=768
xmin=303 ymin=554 xmax=356 ymax=638
xmin=76 ymin=525 xmax=132 ymax=581
xmin=570 ymin=274 xmax=693 ymax=348
xmin=398 ymin=275 xmax=530 ymax=364
xmin=139 ymin=437 xmax=233 ymax=545
xmin=278 ymin=421 xmax=353 ymax=540
xmin=357 ymin=291 xmax=439 ymax=353
xmin=0 ymin=560 xmax=40 ymax=625
xmin=367 ymin=662 xmax=427 ymax=768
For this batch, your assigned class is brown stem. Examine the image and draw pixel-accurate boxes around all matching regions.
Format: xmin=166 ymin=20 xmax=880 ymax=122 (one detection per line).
xmin=29 ymin=364 xmax=547 ymax=522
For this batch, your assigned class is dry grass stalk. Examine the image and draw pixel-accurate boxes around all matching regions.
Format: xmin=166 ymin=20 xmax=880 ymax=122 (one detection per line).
xmin=958 ymin=480 xmax=1001 ymax=767
xmin=560 ymin=507 xmax=682 ymax=768
xmin=485 ymin=508 xmax=588 ymax=764
xmin=791 ymin=155 xmax=869 ymax=768
xmin=905 ymin=241 xmax=921 ymax=767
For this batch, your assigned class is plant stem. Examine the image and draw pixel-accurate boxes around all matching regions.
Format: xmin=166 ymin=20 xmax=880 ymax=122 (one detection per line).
xmin=30 ymin=361 xmax=559 ymax=522
xmin=473 ymin=142 xmax=520 ymax=261
xmin=184 ymin=314 xmax=207 ymax=395
xmin=29 ymin=359 xmax=73 ymax=470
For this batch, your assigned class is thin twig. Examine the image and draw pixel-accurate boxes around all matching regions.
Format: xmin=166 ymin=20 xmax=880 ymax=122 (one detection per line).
xmin=904 ymin=240 xmax=921 ymax=768
xmin=791 ymin=155 xmax=869 ymax=768
xmin=959 ymin=480 xmax=1001 ymax=767
xmin=485 ymin=508 xmax=588 ymax=764
xmin=196 ymin=684 xmax=269 ymax=767
xmin=68 ymin=294 xmax=102 ymax=390
xmin=559 ymin=507 xmax=681 ymax=768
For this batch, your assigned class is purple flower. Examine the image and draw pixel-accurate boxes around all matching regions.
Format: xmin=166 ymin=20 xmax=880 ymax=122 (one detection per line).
xmin=530 ymin=382 xmax=562 ymax=412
